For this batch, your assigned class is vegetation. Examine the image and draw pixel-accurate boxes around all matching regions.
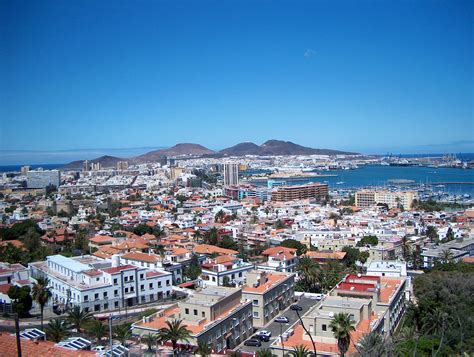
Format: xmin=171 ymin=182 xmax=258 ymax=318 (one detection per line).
xmin=88 ymin=320 xmax=107 ymax=344
xmin=355 ymin=331 xmax=388 ymax=356
xmin=183 ymin=254 xmax=202 ymax=281
xmin=295 ymin=258 xmax=350 ymax=293
xmin=31 ymin=277 xmax=52 ymax=330
xmin=289 ymin=344 xmax=311 ymax=357
xmin=356 ymin=235 xmax=378 ymax=247
xmin=67 ymin=306 xmax=93 ymax=332
xmin=256 ymin=348 xmax=273 ymax=357
xmin=113 ymin=323 xmax=132 ymax=346
xmin=203 ymin=227 xmax=218 ymax=245
xmin=280 ymin=239 xmax=307 ymax=256
xmin=216 ymin=235 xmax=238 ymax=251
xmin=46 ymin=318 xmax=70 ymax=342
xmin=157 ymin=319 xmax=192 ymax=355
xmin=142 ymin=333 xmax=159 ymax=352
xmin=195 ymin=340 xmax=212 ymax=357
xmin=0 ymin=219 xmax=43 ymax=241
xmin=329 ymin=312 xmax=356 ymax=357
xmin=8 ymin=285 xmax=32 ymax=317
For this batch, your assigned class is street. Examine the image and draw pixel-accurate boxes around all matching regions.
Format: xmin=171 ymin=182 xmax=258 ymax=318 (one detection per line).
xmin=236 ymin=295 xmax=317 ymax=355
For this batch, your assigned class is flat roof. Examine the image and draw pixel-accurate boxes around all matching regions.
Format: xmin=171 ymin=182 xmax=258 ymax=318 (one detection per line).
xmin=47 ymin=255 xmax=90 ymax=273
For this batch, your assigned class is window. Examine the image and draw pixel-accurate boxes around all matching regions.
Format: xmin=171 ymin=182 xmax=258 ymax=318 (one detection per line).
xmin=239 ymin=272 xmax=242 ymax=277
xmin=158 ymin=281 xmax=162 ymax=287
xmin=103 ymin=292 xmax=108 ymax=298
xmin=140 ymin=274 xmax=144 ymax=280
xmin=141 ymin=296 xmax=146 ymax=303
xmin=253 ymin=300 xmax=258 ymax=306
xmin=185 ymin=308 xmax=189 ymax=314
xmin=114 ymin=301 xmax=119 ymax=308
xmin=113 ymin=278 xmax=118 ymax=285
xmin=124 ymin=277 xmax=128 ymax=282
xmin=130 ymin=286 xmax=134 ymax=292
xmin=85 ymin=307 xmax=90 ymax=312
xmin=149 ymin=283 xmax=153 ymax=289
xmin=84 ymin=295 xmax=89 ymax=302
xmin=125 ymin=287 xmax=129 ymax=293
xmin=166 ymin=280 xmax=170 ymax=286
xmin=94 ymin=304 xmax=100 ymax=311
xmin=202 ymin=311 xmax=205 ymax=318
xmin=141 ymin=284 xmax=145 ymax=291
xmin=194 ymin=309 xmax=198 ymax=316
xmin=114 ymin=289 xmax=119 ymax=296
xmin=130 ymin=276 xmax=134 ymax=281
xmin=322 ymin=324 xmax=326 ymax=331
xmin=253 ymin=311 xmax=259 ymax=318
xmin=104 ymin=303 xmax=108 ymax=310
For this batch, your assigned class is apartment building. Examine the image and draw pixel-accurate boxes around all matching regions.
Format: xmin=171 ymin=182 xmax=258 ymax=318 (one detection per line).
xmin=29 ymin=255 xmax=173 ymax=313
xmin=133 ymin=286 xmax=253 ymax=352
xmin=271 ymin=183 xmax=328 ymax=202
xmin=120 ymin=251 xmax=182 ymax=284
xmin=242 ymin=270 xmax=295 ymax=327
xmin=201 ymin=255 xmax=254 ymax=287
xmin=256 ymin=246 xmax=298 ymax=273
xmin=223 ymin=163 xmax=239 ymax=186
xmin=355 ymin=189 xmax=419 ymax=209
xmin=27 ymin=170 xmax=61 ymax=189
xmin=421 ymin=237 xmax=474 ymax=268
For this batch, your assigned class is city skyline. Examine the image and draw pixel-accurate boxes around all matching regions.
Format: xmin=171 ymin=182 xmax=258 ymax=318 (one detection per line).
xmin=1 ymin=0 xmax=473 ymax=158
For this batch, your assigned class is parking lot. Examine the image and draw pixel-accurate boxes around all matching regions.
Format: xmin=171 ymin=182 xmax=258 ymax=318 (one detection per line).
xmin=236 ymin=295 xmax=318 ymax=355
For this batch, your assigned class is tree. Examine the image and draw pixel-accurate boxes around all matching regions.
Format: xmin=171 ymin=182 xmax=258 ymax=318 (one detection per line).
xmin=295 ymin=257 xmax=321 ymax=293
xmin=222 ymin=276 xmax=234 ymax=287
xmin=183 ymin=254 xmax=202 ymax=281
xmin=355 ymin=331 xmax=386 ymax=357
xmin=113 ymin=323 xmax=132 ymax=346
xmin=67 ymin=306 xmax=93 ymax=332
xmin=133 ymin=223 xmax=153 ymax=236
xmin=280 ymin=239 xmax=307 ymax=256
xmin=32 ymin=277 xmax=52 ymax=330
xmin=21 ymin=227 xmax=42 ymax=253
xmin=46 ymin=318 xmax=70 ymax=342
xmin=214 ymin=210 xmax=226 ymax=223
xmin=342 ymin=246 xmax=361 ymax=267
xmin=142 ymin=333 xmax=159 ymax=352
xmin=329 ymin=312 xmax=356 ymax=357
xmin=8 ymin=285 xmax=32 ymax=317
xmin=289 ymin=344 xmax=310 ymax=357
xmin=426 ymin=226 xmax=438 ymax=242
xmin=438 ymin=249 xmax=455 ymax=265
xmin=217 ymin=235 xmax=238 ymax=251
xmin=157 ymin=319 xmax=192 ymax=355
xmin=88 ymin=320 xmax=107 ymax=344
xmin=444 ymin=227 xmax=455 ymax=242
xmin=400 ymin=235 xmax=411 ymax=262
xmin=195 ymin=340 xmax=212 ymax=357
xmin=356 ymin=235 xmax=378 ymax=247
xmin=203 ymin=227 xmax=218 ymax=245
xmin=274 ymin=219 xmax=285 ymax=229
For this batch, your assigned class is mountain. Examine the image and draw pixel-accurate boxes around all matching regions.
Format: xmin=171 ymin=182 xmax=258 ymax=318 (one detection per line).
xmin=62 ymin=155 xmax=125 ymax=169
xmin=133 ymin=143 xmax=215 ymax=163
xmin=220 ymin=140 xmax=358 ymax=156
xmin=219 ymin=142 xmax=261 ymax=156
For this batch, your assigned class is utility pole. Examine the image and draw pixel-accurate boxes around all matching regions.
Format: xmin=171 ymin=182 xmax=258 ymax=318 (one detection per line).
xmin=14 ymin=313 xmax=22 ymax=357
xmin=109 ymin=314 xmax=113 ymax=355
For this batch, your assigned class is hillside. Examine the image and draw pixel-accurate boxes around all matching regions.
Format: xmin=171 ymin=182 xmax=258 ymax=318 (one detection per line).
xmin=133 ymin=143 xmax=215 ymax=163
xmin=220 ymin=140 xmax=357 ymax=156
xmin=62 ymin=155 xmax=125 ymax=169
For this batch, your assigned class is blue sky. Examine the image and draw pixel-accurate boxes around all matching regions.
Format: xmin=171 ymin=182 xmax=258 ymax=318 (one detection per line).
xmin=1 ymin=0 xmax=472 ymax=163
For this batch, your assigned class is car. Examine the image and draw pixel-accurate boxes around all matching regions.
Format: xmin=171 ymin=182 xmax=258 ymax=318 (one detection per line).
xmin=253 ymin=334 xmax=269 ymax=342
xmin=256 ymin=330 xmax=272 ymax=339
xmin=244 ymin=339 xmax=262 ymax=347
xmin=92 ymin=345 xmax=106 ymax=352
xmin=274 ymin=316 xmax=289 ymax=323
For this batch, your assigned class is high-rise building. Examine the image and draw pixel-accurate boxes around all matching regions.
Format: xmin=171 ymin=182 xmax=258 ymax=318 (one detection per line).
xmin=116 ymin=161 xmax=129 ymax=171
xmin=27 ymin=170 xmax=61 ymax=189
xmin=271 ymin=183 xmax=328 ymax=202
xmin=20 ymin=166 xmax=30 ymax=175
xmin=91 ymin=162 xmax=102 ymax=171
xmin=83 ymin=160 xmax=90 ymax=172
xmin=223 ymin=163 xmax=239 ymax=186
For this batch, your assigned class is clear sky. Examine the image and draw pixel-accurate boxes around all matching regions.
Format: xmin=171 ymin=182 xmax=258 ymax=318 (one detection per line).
xmin=1 ymin=0 xmax=473 ymax=162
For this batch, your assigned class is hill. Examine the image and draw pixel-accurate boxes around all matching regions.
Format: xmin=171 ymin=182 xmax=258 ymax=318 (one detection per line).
xmin=133 ymin=143 xmax=215 ymax=163
xmin=62 ymin=155 xmax=125 ymax=169
xmin=220 ymin=140 xmax=357 ymax=156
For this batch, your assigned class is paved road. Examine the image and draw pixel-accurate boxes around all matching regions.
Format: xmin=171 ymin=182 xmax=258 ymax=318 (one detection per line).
xmin=236 ymin=295 xmax=318 ymax=355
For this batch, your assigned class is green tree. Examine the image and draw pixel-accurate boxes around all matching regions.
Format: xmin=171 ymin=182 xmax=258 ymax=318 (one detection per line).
xmin=142 ymin=333 xmax=159 ymax=352
xmin=214 ymin=210 xmax=226 ymax=223
xmin=8 ymin=285 xmax=32 ymax=317
xmin=256 ymin=348 xmax=273 ymax=357
xmin=426 ymin=226 xmax=438 ymax=242
xmin=355 ymin=331 xmax=386 ymax=357
xmin=157 ymin=319 xmax=192 ymax=355
xmin=289 ymin=344 xmax=310 ymax=357
xmin=195 ymin=340 xmax=212 ymax=357
xmin=113 ymin=323 xmax=132 ymax=346
xmin=46 ymin=318 xmax=70 ymax=342
xmin=203 ymin=227 xmax=218 ymax=245
xmin=67 ymin=306 xmax=93 ymax=332
xmin=88 ymin=320 xmax=107 ymax=344
xmin=329 ymin=312 xmax=356 ymax=357
xmin=280 ymin=239 xmax=307 ymax=256
xmin=356 ymin=235 xmax=378 ymax=247
xmin=217 ymin=235 xmax=238 ymax=251
xmin=133 ymin=223 xmax=153 ymax=236
xmin=32 ymin=277 xmax=52 ymax=330
xmin=341 ymin=246 xmax=361 ymax=267
xmin=183 ymin=254 xmax=202 ymax=281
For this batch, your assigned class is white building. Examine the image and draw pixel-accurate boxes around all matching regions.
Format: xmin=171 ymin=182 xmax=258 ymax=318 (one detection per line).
xmin=29 ymin=255 xmax=173 ymax=313
xmin=223 ymin=163 xmax=239 ymax=186
xmin=201 ymin=255 xmax=253 ymax=287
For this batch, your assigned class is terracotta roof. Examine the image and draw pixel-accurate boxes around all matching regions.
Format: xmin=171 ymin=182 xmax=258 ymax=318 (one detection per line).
xmin=89 ymin=235 xmax=116 ymax=244
xmin=172 ymin=247 xmax=190 ymax=255
xmin=83 ymin=269 xmax=102 ymax=277
xmin=102 ymin=264 xmax=137 ymax=274
xmin=146 ymin=271 xmax=166 ymax=278
xmin=305 ymin=251 xmax=347 ymax=260
xmin=0 ymin=284 xmax=12 ymax=294
xmin=262 ymin=246 xmax=296 ymax=256
xmin=193 ymin=244 xmax=238 ymax=256
xmin=243 ymin=273 xmax=289 ymax=294
xmin=0 ymin=332 xmax=95 ymax=357
xmin=122 ymin=252 xmax=159 ymax=263
xmin=214 ymin=255 xmax=237 ymax=264
xmin=0 ymin=240 xmax=25 ymax=249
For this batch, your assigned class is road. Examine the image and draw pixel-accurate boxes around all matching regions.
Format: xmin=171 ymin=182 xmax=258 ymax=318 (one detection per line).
xmin=236 ymin=295 xmax=317 ymax=355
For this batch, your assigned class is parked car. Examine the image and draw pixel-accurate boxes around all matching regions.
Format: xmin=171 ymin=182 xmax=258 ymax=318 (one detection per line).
xmin=274 ymin=316 xmax=289 ymax=323
xmin=92 ymin=345 xmax=106 ymax=352
xmin=244 ymin=338 xmax=262 ymax=347
xmin=253 ymin=334 xmax=269 ymax=342
xmin=256 ymin=330 xmax=272 ymax=339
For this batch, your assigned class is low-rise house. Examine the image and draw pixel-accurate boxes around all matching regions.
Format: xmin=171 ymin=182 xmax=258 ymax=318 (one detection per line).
xmin=201 ymin=256 xmax=253 ymax=286
xmin=257 ymin=246 xmax=298 ymax=273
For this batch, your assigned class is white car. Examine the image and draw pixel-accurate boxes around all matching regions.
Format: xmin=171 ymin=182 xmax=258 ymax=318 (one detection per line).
xmin=256 ymin=330 xmax=272 ymax=338
xmin=92 ymin=345 xmax=106 ymax=352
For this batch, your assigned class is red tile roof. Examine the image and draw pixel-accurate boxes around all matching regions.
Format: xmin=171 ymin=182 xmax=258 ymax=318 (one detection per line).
xmin=102 ymin=264 xmax=137 ymax=274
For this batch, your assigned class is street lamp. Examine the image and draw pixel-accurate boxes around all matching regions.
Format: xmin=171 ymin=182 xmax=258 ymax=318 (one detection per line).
xmin=276 ymin=321 xmax=288 ymax=357
xmin=291 ymin=304 xmax=317 ymax=357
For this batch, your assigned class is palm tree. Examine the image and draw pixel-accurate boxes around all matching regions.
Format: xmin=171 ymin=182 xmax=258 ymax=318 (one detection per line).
xmin=355 ymin=331 xmax=385 ymax=357
xmin=256 ymin=348 xmax=273 ymax=357
xmin=113 ymin=323 xmax=132 ymax=346
xmin=422 ymin=308 xmax=450 ymax=335
xmin=142 ymin=333 xmax=159 ymax=352
xmin=289 ymin=344 xmax=310 ymax=357
xmin=195 ymin=340 xmax=211 ymax=357
xmin=46 ymin=318 xmax=70 ymax=342
xmin=67 ymin=306 xmax=93 ymax=332
xmin=32 ymin=276 xmax=52 ymax=330
xmin=88 ymin=320 xmax=107 ymax=344
xmin=214 ymin=210 xmax=225 ymax=223
xmin=400 ymin=235 xmax=411 ymax=262
xmin=157 ymin=319 xmax=192 ymax=355
xmin=329 ymin=312 xmax=356 ymax=357
xmin=439 ymin=249 xmax=454 ymax=265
